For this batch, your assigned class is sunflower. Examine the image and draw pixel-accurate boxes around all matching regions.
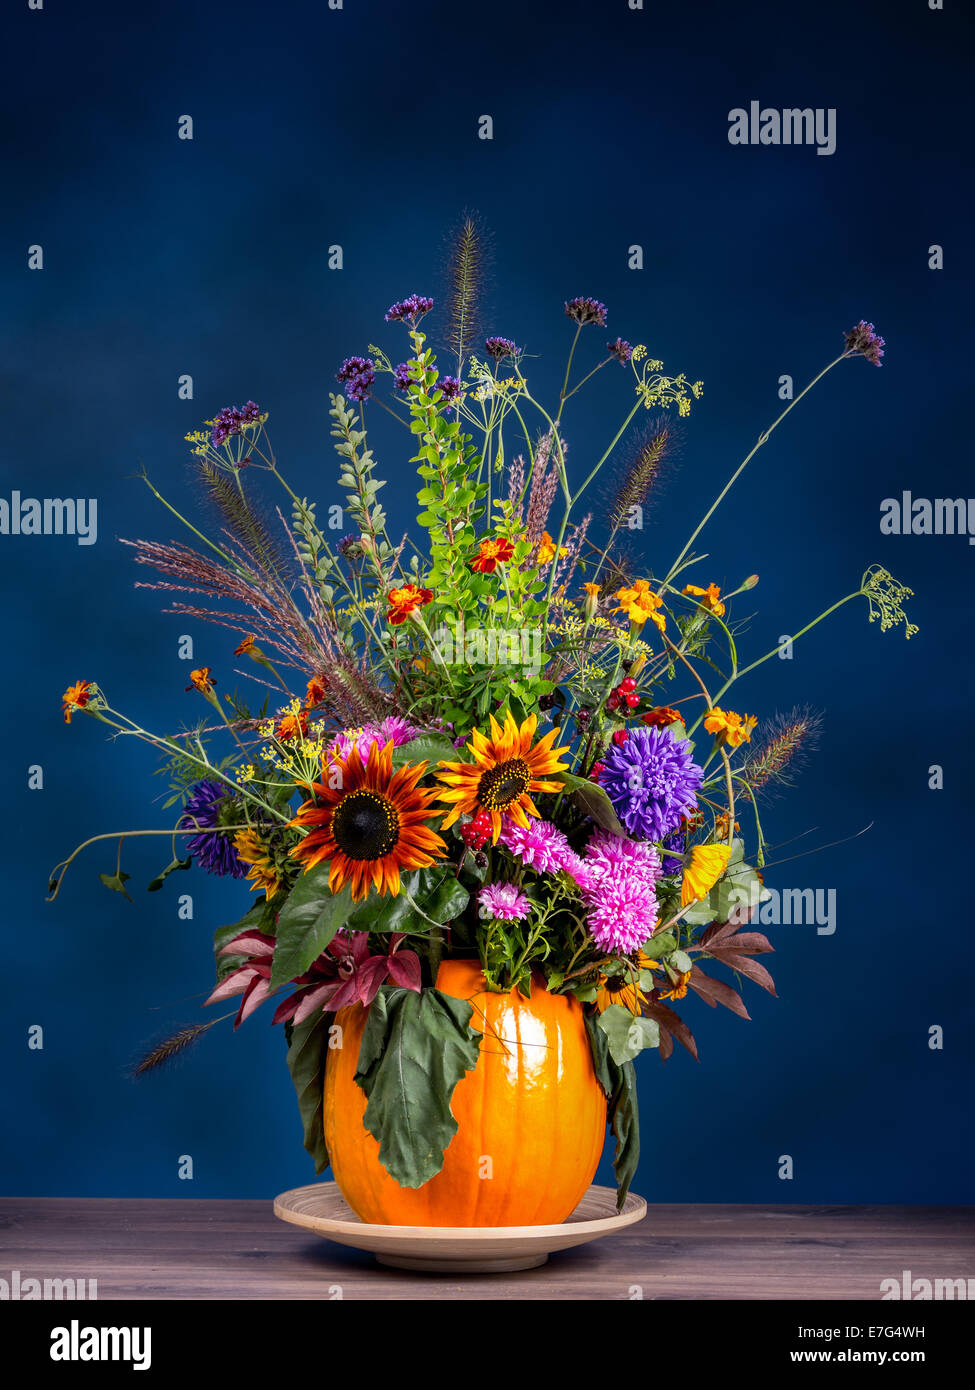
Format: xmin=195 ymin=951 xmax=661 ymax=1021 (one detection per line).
xmin=290 ymin=739 xmax=446 ymax=901
xmin=595 ymin=952 xmax=661 ymax=1015
xmin=434 ymin=710 xmax=571 ymax=844
xmin=234 ymin=829 xmax=286 ymax=900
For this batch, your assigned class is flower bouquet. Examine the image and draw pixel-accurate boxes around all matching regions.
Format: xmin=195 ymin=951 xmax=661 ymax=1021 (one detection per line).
xmin=52 ymin=230 xmax=914 ymax=1228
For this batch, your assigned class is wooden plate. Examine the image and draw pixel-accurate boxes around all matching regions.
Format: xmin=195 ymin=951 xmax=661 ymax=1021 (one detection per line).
xmin=273 ymin=1182 xmax=647 ymax=1273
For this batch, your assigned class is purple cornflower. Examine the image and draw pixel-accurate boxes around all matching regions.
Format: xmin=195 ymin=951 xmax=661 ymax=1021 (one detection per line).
xmin=565 ymin=297 xmax=607 ymax=327
xmin=180 ymin=780 xmax=246 ymax=878
xmin=385 ymin=294 xmax=434 ymax=324
xmin=336 ymin=356 xmax=375 ymax=402
xmin=477 ymin=882 xmax=531 ymax=923
xmin=438 ymin=375 xmax=462 ymax=404
xmin=579 ymin=830 xmax=661 ymax=954
xmin=843 ymin=320 xmax=885 ymax=366
xmin=485 ymin=336 xmax=520 ymax=359
xmin=596 ymin=725 xmax=703 ymax=840
xmin=607 ymin=337 xmax=633 ymax=365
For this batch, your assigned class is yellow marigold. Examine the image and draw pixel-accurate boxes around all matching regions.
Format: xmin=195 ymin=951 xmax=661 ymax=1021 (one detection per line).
xmin=658 ymin=970 xmax=691 ymax=1002
xmin=683 ymin=582 xmax=726 ymax=617
xmin=613 ymin=580 xmax=665 ymax=633
xmin=185 ymin=667 xmax=217 ymax=696
xmin=536 ymin=531 xmax=568 ymax=565
xmin=681 ymin=844 xmax=732 ymax=907
xmin=704 ymin=707 xmax=758 ymax=749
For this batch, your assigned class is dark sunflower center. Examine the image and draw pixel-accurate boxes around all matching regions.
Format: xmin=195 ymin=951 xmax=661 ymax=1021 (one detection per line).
xmin=332 ymin=790 xmax=401 ymax=860
xmin=606 ymin=975 xmax=629 ymax=995
xmin=478 ymin=758 xmax=531 ymax=810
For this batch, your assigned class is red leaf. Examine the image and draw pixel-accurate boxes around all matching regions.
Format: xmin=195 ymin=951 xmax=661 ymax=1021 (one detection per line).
xmin=643 ymin=1001 xmax=699 ymax=1060
xmin=699 ymin=920 xmax=740 ymax=949
xmin=386 ymin=950 xmax=422 ymax=993
xmin=721 ymin=931 xmax=774 ymax=955
xmin=688 ymin=966 xmax=750 ymax=1019
xmin=708 ymin=949 xmax=777 ymax=996
xmin=657 ymin=1024 xmax=674 ymax=1062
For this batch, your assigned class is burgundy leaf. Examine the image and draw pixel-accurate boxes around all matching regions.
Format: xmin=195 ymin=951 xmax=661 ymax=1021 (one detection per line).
xmin=643 ymin=1001 xmax=699 ymax=1060
xmin=699 ymin=920 xmax=740 ymax=949
xmin=353 ymin=955 xmax=391 ymax=1006
xmin=219 ymin=930 xmax=275 ymax=959
xmin=657 ymin=1023 xmax=674 ymax=1062
xmin=205 ymin=965 xmax=257 ymax=1007
xmin=708 ymin=949 xmax=777 ymax=995
xmin=688 ymin=966 xmax=750 ymax=1019
xmin=235 ymin=975 xmax=271 ymax=1029
xmin=720 ymin=931 xmax=774 ymax=955
xmin=386 ymin=950 xmax=422 ymax=992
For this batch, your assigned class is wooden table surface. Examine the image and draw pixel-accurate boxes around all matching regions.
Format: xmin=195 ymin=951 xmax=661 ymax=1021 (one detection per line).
xmin=1 ymin=1199 xmax=972 ymax=1300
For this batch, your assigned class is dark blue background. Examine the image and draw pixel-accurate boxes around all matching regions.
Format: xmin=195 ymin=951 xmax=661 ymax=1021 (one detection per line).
xmin=2 ymin=0 xmax=972 ymax=1202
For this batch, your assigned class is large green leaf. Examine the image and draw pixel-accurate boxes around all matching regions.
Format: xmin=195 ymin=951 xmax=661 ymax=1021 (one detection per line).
xmin=558 ymin=772 xmax=624 ymax=834
xmin=346 ymin=866 xmax=469 ymax=934
xmin=270 ymin=871 xmax=356 ymax=988
xmin=284 ymin=1011 xmax=332 ymax=1174
xmin=353 ymin=987 xmax=481 ymax=1188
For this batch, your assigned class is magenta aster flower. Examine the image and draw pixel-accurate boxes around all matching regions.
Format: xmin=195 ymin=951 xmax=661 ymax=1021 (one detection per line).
xmin=579 ymin=829 xmax=662 ymax=954
xmin=499 ymin=817 xmax=575 ymax=875
xmin=565 ymin=297 xmax=607 ymax=327
xmin=385 ymin=294 xmax=434 ymax=324
xmin=327 ymin=715 xmax=418 ymax=764
xmin=477 ymin=882 xmax=531 ymax=923
xmin=843 ymin=320 xmax=885 ymax=366
xmin=336 ymin=356 xmax=375 ymax=402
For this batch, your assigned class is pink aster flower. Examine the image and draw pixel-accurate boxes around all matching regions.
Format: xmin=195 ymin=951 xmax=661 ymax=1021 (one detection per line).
xmin=579 ymin=829 xmax=662 ymax=954
xmin=327 ymin=715 xmax=418 ymax=764
xmin=477 ymin=882 xmax=531 ymax=923
xmin=499 ymin=817 xmax=574 ymax=874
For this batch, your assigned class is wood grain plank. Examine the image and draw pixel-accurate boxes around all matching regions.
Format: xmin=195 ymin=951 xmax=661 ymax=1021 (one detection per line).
xmin=1 ymin=1201 xmax=972 ymax=1301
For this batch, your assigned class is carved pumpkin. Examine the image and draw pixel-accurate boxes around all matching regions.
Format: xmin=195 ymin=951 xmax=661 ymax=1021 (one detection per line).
xmin=323 ymin=959 xmax=607 ymax=1226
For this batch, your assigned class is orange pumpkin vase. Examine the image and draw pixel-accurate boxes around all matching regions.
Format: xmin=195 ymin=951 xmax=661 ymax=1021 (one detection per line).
xmin=323 ymin=958 xmax=607 ymax=1227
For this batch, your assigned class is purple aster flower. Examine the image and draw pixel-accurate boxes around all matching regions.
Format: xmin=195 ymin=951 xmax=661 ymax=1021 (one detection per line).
xmin=579 ymin=829 xmax=662 ymax=954
xmin=385 ymin=294 xmax=434 ymax=324
xmin=660 ymin=829 xmax=685 ymax=876
xmin=565 ymin=297 xmax=607 ymax=327
xmin=607 ymin=337 xmax=633 ymax=365
xmin=596 ymin=725 xmax=703 ymax=840
xmin=485 ymin=336 xmax=520 ymax=359
xmin=477 ymin=882 xmax=531 ymax=923
xmin=336 ymin=356 xmax=375 ymax=402
xmin=843 ymin=320 xmax=885 ymax=366
xmin=180 ymin=780 xmax=246 ymax=878
xmin=438 ymin=375 xmax=462 ymax=404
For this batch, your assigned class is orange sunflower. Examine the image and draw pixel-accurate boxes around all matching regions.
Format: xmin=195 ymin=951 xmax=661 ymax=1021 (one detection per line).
xmin=290 ymin=739 xmax=446 ymax=901
xmin=434 ymin=710 xmax=571 ymax=844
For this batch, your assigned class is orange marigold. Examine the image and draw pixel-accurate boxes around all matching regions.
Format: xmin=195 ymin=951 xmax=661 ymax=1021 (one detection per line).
xmin=387 ymin=584 xmax=434 ymax=625
xmin=62 ymin=680 xmax=93 ymax=724
xmin=471 ymin=537 xmax=515 ymax=574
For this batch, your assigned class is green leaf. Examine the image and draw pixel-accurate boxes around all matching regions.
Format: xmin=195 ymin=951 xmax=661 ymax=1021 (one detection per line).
xmin=353 ymin=987 xmax=482 ymax=1188
xmin=597 ymin=1005 xmax=659 ymax=1065
xmin=391 ymin=733 xmax=457 ymax=769
xmin=284 ymin=1011 xmax=332 ymax=1175
xmin=270 ymin=871 xmax=356 ymax=988
xmin=667 ymin=949 xmax=693 ymax=974
xmin=558 ymin=772 xmax=624 ymax=834
xmin=346 ymin=865 xmax=469 ymax=934
xmin=611 ymin=1061 xmax=641 ymax=1210
xmin=146 ymin=856 xmax=192 ymax=893
xmin=98 ymin=870 xmax=133 ymax=903
xmin=641 ymin=930 xmax=676 ymax=960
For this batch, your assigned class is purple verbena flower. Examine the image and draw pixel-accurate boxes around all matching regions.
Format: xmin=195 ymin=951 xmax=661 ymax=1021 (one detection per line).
xmin=485 ymin=336 xmax=520 ymax=359
xmin=843 ymin=320 xmax=885 ymax=366
xmin=607 ymin=337 xmax=633 ymax=365
xmin=393 ymin=360 xmax=420 ymax=393
xmin=438 ymin=375 xmax=462 ymax=404
xmin=478 ymin=882 xmax=531 ymax=923
xmin=385 ymin=294 xmax=434 ymax=324
xmin=596 ymin=725 xmax=703 ymax=840
xmin=336 ymin=356 xmax=375 ymax=402
xmin=565 ymin=297 xmax=607 ymax=327
xmin=180 ymin=780 xmax=246 ymax=878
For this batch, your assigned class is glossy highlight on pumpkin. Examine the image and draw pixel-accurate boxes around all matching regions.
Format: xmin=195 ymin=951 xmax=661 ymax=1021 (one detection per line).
xmin=323 ymin=960 xmax=607 ymax=1227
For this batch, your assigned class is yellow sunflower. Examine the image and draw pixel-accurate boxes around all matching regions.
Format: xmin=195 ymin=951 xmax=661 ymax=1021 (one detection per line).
xmin=595 ymin=952 xmax=661 ymax=1015
xmin=434 ymin=710 xmax=571 ymax=844
xmin=290 ymin=739 xmax=446 ymax=901
xmin=680 ymin=843 xmax=732 ymax=907
xmin=234 ymin=829 xmax=284 ymax=900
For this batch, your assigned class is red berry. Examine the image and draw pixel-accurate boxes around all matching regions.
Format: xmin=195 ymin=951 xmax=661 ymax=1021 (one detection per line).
xmin=620 ymin=677 xmax=637 ymax=693
xmin=606 ymin=693 xmax=619 ymax=710
xmin=625 ymin=692 xmax=640 ymax=708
